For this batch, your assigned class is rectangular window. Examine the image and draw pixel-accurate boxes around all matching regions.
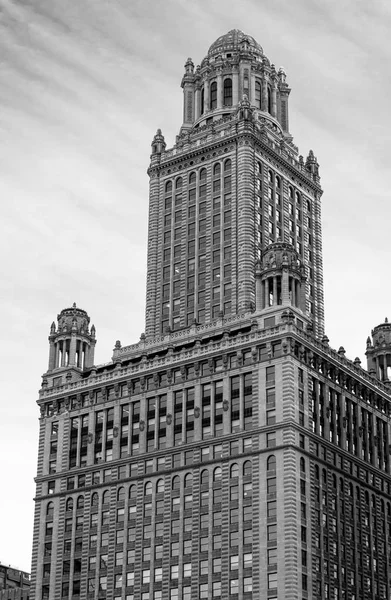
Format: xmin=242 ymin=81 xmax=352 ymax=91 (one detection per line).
xmin=267 ymin=432 xmax=276 ymax=447
xmin=266 ymin=366 xmax=275 ymax=383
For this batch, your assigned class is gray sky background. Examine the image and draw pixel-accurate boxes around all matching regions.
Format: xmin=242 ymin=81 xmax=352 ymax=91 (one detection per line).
xmin=1 ymin=0 xmax=390 ymax=571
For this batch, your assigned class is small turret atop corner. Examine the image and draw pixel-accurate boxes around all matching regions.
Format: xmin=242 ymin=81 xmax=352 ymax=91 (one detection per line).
xmin=365 ymin=318 xmax=391 ymax=387
xmin=45 ymin=303 xmax=97 ymax=388
xmin=151 ymin=129 xmax=166 ymax=157
xmin=305 ymin=149 xmax=320 ymax=183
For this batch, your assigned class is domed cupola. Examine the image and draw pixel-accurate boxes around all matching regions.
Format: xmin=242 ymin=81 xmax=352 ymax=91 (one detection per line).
xmin=207 ymin=29 xmax=264 ymax=58
xmin=179 ymin=29 xmax=291 ymax=135
xmin=46 ymin=303 xmax=96 ymax=379
xmin=366 ymin=319 xmax=391 ymax=386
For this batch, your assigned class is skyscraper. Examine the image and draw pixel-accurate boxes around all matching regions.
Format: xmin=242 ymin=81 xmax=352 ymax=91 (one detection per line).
xmin=31 ymin=30 xmax=391 ymax=600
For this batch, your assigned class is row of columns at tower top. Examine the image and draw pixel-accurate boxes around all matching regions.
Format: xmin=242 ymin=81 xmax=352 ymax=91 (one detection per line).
xmin=372 ymin=353 xmax=391 ymax=381
xmin=255 ymin=271 xmax=306 ymax=313
xmin=183 ymin=69 xmax=278 ymax=124
xmin=48 ymin=337 xmax=94 ymax=371
xmin=193 ymin=72 xmax=277 ymax=120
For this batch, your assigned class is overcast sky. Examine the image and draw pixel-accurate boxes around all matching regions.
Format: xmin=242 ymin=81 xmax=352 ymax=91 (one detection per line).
xmin=1 ymin=0 xmax=390 ymax=572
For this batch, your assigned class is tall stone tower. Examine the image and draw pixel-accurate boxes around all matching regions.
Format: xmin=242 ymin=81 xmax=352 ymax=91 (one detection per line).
xmin=31 ymin=30 xmax=391 ymax=600
xmin=145 ymin=29 xmax=324 ymax=340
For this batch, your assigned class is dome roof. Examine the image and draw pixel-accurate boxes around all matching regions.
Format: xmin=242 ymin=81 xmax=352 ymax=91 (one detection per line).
xmin=208 ymin=29 xmax=263 ymax=57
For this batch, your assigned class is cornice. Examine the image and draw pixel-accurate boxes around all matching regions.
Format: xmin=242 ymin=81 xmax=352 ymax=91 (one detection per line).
xmin=149 ymin=122 xmax=322 ymax=196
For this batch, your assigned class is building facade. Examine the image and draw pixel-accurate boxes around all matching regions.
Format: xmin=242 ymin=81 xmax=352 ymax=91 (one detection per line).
xmin=31 ymin=30 xmax=391 ymax=600
xmin=0 ymin=562 xmax=30 ymax=600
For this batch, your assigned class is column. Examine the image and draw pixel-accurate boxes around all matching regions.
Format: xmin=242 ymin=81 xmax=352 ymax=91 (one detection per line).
xmin=255 ymin=274 xmax=263 ymax=312
xmin=232 ymin=70 xmax=239 ymax=105
xmin=273 ymin=277 xmax=278 ymax=307
xmin=339 ymin=392 xmax=347 ymax=451
xmin=195 ymin=87 xmax=200 ymax=119
xmin=182 ymin=84 xmax=194 ymax=125
xmin=61 ymin=342 xmax=66 ymax=367
xmin=314 ymin=379 xmax=320 ymax=436
xmin=250 ymin=74 xmax=256 ymax=105
xmin=262 ymin=77 xmax=268 ymax=111
xmin=204 ymin=79 xmax=210 ymax=113
xmin=281 ymin=269 xmax=290 ymax=304
xmin=239 ymin=375 xmax=244 ymax=430
xmin=69 ymin=333 xmax=77 ymax=366
xmin=290 ymin=278 xmax=295 ymax=306
xmin=217 ymin=71 xmax=223 ymax=109
xmin=383 ymin=354 xmax=388 ymax=381
xmin=48 ymin=340 xmax=56 ymax=371
xmin=323 ymin=383 xmax=330 ymax=442
xmin=271 ymin=83 xmax=277 ymax=118
xmin=264 ymin=278 xmax=269 ymax=308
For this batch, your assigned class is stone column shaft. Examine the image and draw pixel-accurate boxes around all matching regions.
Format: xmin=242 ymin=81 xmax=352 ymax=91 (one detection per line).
xmin=271 ymin=84 xmax=277 ymax=118
xmin=195 ymin=88 xmax=200 ymax=119
xmin=217 ymin=72 xmax=223 ymax=109
xmin=232 ymin=71 xmax=239 ymax=105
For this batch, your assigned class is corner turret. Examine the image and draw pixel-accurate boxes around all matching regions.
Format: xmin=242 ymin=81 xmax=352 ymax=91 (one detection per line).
xmin=151 ymin=129 xmax=166 ymax=156
xmin=365 ymin=318 xmax=391 ymax=386
xmin=45 ymin=303 xmax=96 ymax=388
xmin=255 ymin=242 xmax=307 ymax=315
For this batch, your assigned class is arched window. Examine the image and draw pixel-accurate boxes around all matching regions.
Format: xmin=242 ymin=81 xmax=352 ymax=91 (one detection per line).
xmin=46 ymin=502 xmax=54 ymax=518
xmin=200 ymin=168 xmax=207 ymax=182
xmin=332 ymin=474 xmax=337 ymax=488
xmin=258 ymin=162 xmax=262 ymax=175
xmin=144 ymin=481 xmax=153 ymax=496
xmin=243 ymin=461 xmax=252 ymax=476
xmin=322 ymin=469 xmax=327 ymax=485
xmin=189 ymin=172 xmax=196 ymax=186
xmin=348 ymin=483 xmax=353 ymax=497
xmin=289 ymin=186 xmax=294 ymax=199
xmin=77 ymin=495 xmax=84 ymax=510
xmin=267 ymin=86 xmax=272 ymax=114
xmin=172 ymin=476 xmax=180 ymax=490
xmin=315 ymin=465 xmax=319 ymax=480
xmin=224 ymin=159 xmax=231 ymax=173
xmin=223 ymin=79 xmax=232 ymax=106
xmin=201 ymin=87 xmax=205 ymax=115
xmin=184 ymin=473 xmax=193 ymax=488
xmin=200 ymin=469 xmax=209 ymax=485
xmin=102 ymin=491 xmax=110 ymax=505
xmin=176 ymin=177 xmax=182 ymax=189
xmin=129 ymin=485 xmax=136 ymax=499
xmin=213 ymin=163 xmax=221 ymax=177
xmin=91 ymin=493 xmax=98 ymax=507
xmin=300 ymin=458 xmax=305 ymax=473
xmin=165 ymin=181 xmax=172 ymax=194
xmin=210 ymin=81 xmax=217 ymax=110
xmin=117 ymin=487 xmax=125 ymax=502
xmin=255 ymin=80 xmax=261 ymax=109
xmin=268 ymin=170 xmax=273 ymax=184
xmin=66 ymin=498 xmax=74 ymax=511
xmin=213 ymin=467 xmax=222 ymax=481
xmin=267 ymin=455 xmax=276 ymax=471
xmin=306 ymin=199 xmax=311 ymax=213
xmin=156 ymin=479 xmax=165 ymax=494
xmin=276 ymin=176 xmax=281 ymax=189
xmin=230 ymin=464 xmax=239 ymax=478
xmin=339 ymin=478 xmax=344 ymax=493
xmin=295 ymin=191 xmax=301 ymax=205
